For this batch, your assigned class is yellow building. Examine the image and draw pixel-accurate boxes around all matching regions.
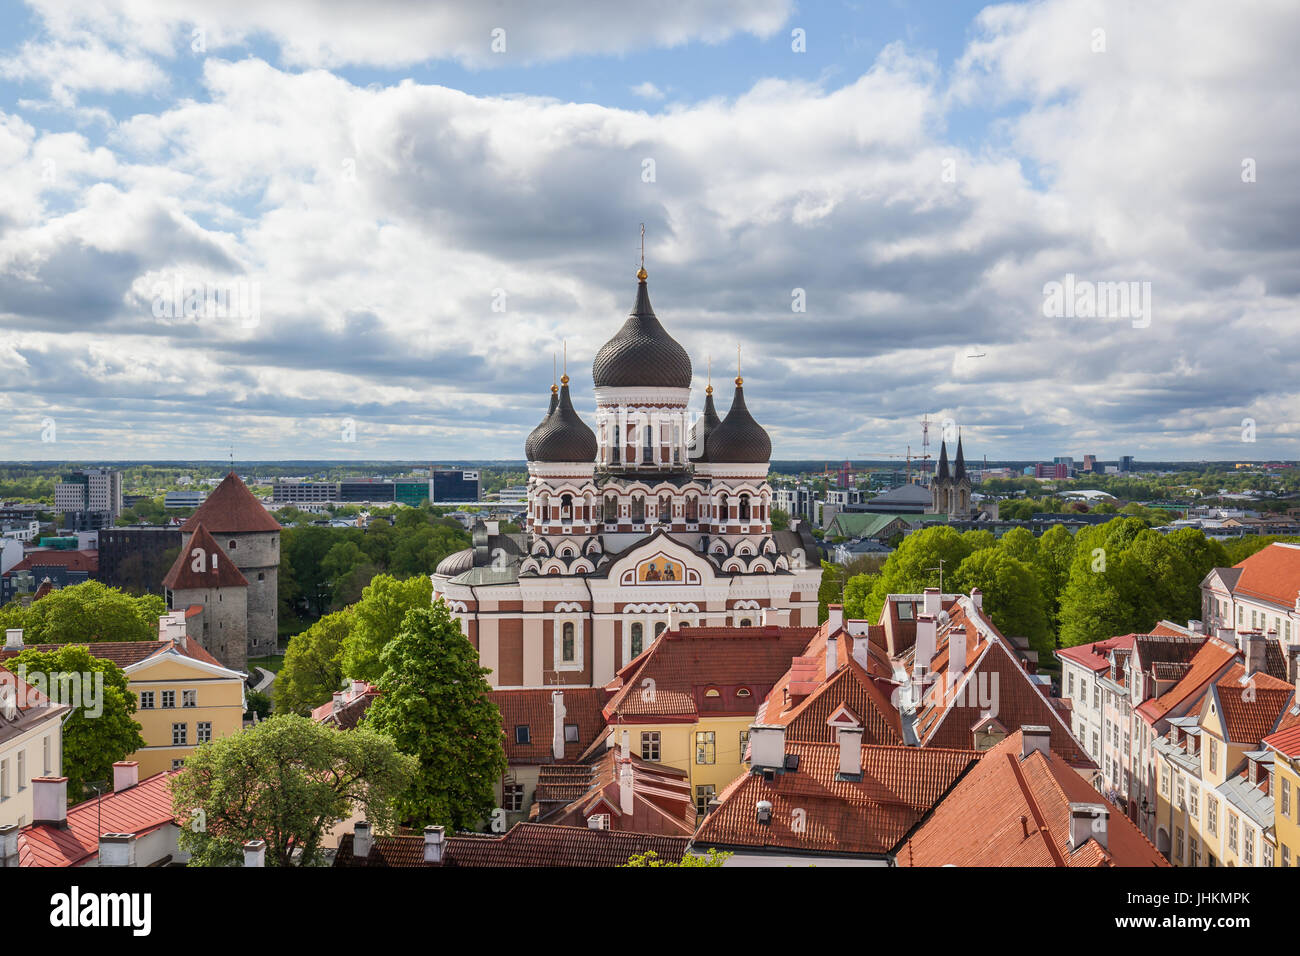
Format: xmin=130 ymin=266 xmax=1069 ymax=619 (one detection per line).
xmin=1 ymin=612 xmax=246 ymax=780
xmin=602 ymin=624 xmax=817 ymax=818
xmin=1263 ymin=721 xmax=1300 ymax=867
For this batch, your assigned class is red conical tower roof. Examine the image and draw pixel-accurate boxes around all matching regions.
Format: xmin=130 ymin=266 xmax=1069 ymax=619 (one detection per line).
xmin=163 ymin=525 xmax=250 ymax=590
xmin=181 ymin=472 xmax=281 ymax=534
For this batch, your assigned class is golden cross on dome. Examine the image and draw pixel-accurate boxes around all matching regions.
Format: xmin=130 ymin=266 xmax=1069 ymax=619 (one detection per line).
xmin=736 ymin=344 xmax=743 ymax=386
xmin=637 ymin=223 xmax=647 ymax=281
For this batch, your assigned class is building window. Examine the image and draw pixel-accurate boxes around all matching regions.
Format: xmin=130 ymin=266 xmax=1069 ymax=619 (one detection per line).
xmin=1227 ymin=812 xmax=1239 ymax=854
xmin=564 ymin=723 xmax=579 ymax=744
xmin=695 ymin=784 xmax=716 ymax=817
xmin=1207 ymin=798 xmax=1218 ymax=835
xmin=15 ymin=751 xmax=24 ymax=791
xmin=1067 ymin=672 xmax=1074 ymax=697
xmin=162 ymin=690 xmax=176 ymax=709
xmin=561 ymin=622 xmax=576 ymax=662
xmin=1189 ymin=837 xmax=1199 ymax=867
xmin=139 ymin=691 xmax=155 ymax=709
xmin=1243 ymin=825 xmax=1255 ymax=864
xmin=630 ymin=622 xmax=644 ymax=658
xmin=515 ymin=725 xmax=530 ymax=745
xmin=641 ymin=731 xmax=660 ymax=762
xmin=1263 ymin=842 xmax=1274 ymax=867
xmin=42 ymin=736 xmax=50 ymax=776
xmin=654 ymin=621 xmax=667 ymax=637
xmin=1189 ymin=783 xmax=1199 ymax=818
xmin=172 ymin=723 xmax=188 ymax=746
xmin=695 ymin=731 xmax=716 ymax=765
xmin=171 ymin=759 xmax=185 ymax=770
xmin=1093 ymin=685 xmax=1100 ymax=710
xmin=197 ymin=722 xmax=212 ymax=743
xmin=1284 ymin=778 xmax=1292 ymax=818
xmin=739 ymin=730 xmax=750 ymax=760
xmin=1284 ymin=844 xmax=1292 ymax=867
xmin=183 ymin=689 xmax=197 ymax=708
xmin=504 ymin=784 xmax=525 ymax=812
xmin=1175 ymin=827 xmax=1184 ymax=861
xmin=1209 ymin=738 xmax=1218 ymax=774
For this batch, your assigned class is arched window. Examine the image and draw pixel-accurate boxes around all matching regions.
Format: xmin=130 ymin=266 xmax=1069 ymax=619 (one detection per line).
xmin=659 ymin=494 xmax=672 ymax=522
xmin=718 ymin=493 xmax=730 ymax=522
xmin=739 ymin=494 xmax=751 ymax=521
xmin=630 ymin=622 xmax=644 ymax=658
xmin=560 ymin=494 xmax=573 ymax=522
xmin=561 ymin=622 xmax=576 ymax=662
xmin=604 ymin=495 xmax=618 ymax=522
xmin=631 ymin=496 xmax=645 ymax=523
xmin=739 ymin=617 xmax=753 ymax=627
xmin=642 ymin=419 xmax=654 ymax=464
xmin=736 ymin=687 xmax=752 ymax=699
xmin=685 ymin=496 xmax=699 ymax=522
xmin=612 ymin=424 xmax=621 ymax=464
xmin=228 ymin=540 xmax=237 ymax=550
xmin=654 ymin=621 xmax=667 ymax=637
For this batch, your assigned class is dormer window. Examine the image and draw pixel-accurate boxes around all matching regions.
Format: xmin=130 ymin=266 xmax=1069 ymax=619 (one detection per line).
xmin=515 ymin=725 xmax=530 ymax=745
xmin=735 ymin=687 xmax=752 ymax=698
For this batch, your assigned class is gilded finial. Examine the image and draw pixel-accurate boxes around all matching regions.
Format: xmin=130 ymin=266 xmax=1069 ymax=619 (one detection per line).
xmin=637 ymin=222 xmax=647 ymax=281
xmin=706 ymin=355 xmax=712 ymax=395
xmin=735 ymin=344 xmax=743 ymax=386
xmin=561 ymin=340 xmax=568 ymax=385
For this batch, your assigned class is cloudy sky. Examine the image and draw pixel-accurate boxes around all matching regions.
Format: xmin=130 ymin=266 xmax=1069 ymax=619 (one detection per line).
xmin=0 ymin=0 xmax=1297 ymax=463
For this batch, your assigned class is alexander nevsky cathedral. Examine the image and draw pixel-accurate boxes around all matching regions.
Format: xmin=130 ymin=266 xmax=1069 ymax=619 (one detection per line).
xmin=431 ymin=265 xmax=823 ymax=690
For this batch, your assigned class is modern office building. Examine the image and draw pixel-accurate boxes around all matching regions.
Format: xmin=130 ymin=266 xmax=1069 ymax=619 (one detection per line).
xmin=430 ymin=468 xmax=480 ymax=503
xmin=54 ymin=469 xmax=122 ymax=529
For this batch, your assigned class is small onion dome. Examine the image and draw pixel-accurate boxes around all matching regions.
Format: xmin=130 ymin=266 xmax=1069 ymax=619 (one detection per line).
xmin=689 ymin=385 xmax=722 ymax=462
xmin=592 ymin=272 xmax=692 ymax=388
xmin=531 ymin=376 xmax=597 ymax=463
xmin=706 ymin=378 xmax=771 ymax=464
xmin=435 ymin=547 xmax=475 ymax=577
xmin=524 ymin=384 xmax=559 ymax=461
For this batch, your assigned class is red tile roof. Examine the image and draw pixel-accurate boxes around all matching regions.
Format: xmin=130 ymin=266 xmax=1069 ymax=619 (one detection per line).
xmin=532 ymin=748 xmax=695 ymax=836
xmin=8 ymin=550 xmax=98 ymax=574
xmin=604 ymin=625 xmax=817 ymax=722
xmin=896 ymin=731 xmax=1167 ymax=867
xmin=0 ymin=665 xmax=69 ymax=746
xmin=1211 ymin=664 xmax=1295 ymax=744
xmin=1057 ymin=634 xmax=1137 ymax=675
xmin=18 ymin=772 xmax=182 ymax=867
xmin=1263 ymin=718 xmax=1300 ymax=758
xmin=491 ymin=687 xmax=608 ymax=762
xmin=694 ymin=741 xmax=979 ymax=857
xmin=1231 ymin=543 xmax=1300 ymax=608
xmin=161 ymin=525 xmax=249 ymax=590
xmin=1136 ymin=637 xmax=1239 ymax=724
xmin=180 ymin=472 xmax=281 ymax=534
xmin=1 ymin=637 xmax=227 ymax=671
xmin=334 ymin=823 xmax=690 ymax=867
xmin=311 ymin=682 xmax=380 ymax=729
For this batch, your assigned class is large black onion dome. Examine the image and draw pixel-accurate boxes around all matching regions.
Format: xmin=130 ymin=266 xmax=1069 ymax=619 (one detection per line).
xmin=592 ymin=274 xmax=692 ymax=388
xmin=706 ymin=379 xmax=771 ymax=464
xmin=531 ymin=378 xmax=597 ymax=463
xmin=689 ymin=387 xmax=722 ymax=462
xmin=524 ymin=385 xmax=559 ymax=461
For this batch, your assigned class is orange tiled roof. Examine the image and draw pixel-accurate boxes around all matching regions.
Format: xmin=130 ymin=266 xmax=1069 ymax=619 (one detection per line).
xmin=162 ymin=525 xmax=249 ymax=590
xmin=532 ymin=748 xmax=695 ymax=836
xmin=1211 ymin=664 xmax=1295 ymax=744
xmin=8 ymin=550 xmax=98 ymax=574
xmin=1056 ymin=634 xmax=1137 ymax=674
xmin=896 ymin=731 xmax=1167 ymax=867
xmin=311 ymin=682 xmax=381 ymax=729
xmin=1263 ymin=718 xmax=1300 ymax=758
xmin=180 ymin=472 xmax=281 ymax=534
xmin=491 ymin=687 xmax=608 ymax=763
xmin=1 ymin=637 xmax=226 ymax=671
xmin=1231 ymin=543 xmax=1300 ymax=608
xmin=1136 ymin=638 xmax=1239 ymax=724
xmin=766 ymin=654 xmax=903 ymax=746
xmin=604 ymin=625 xmax=816 ymax=722
xmin=0 ymin=665 xmax=69 ymax=746
xmin=693 ymin=741 xmax=979 ymax=857
xmin=18 ymin=772 xmax=182 ymax=867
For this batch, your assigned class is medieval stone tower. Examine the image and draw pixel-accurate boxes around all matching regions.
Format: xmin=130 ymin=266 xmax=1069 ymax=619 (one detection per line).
xmin=162 ymin=523 xmax=250 ymax=670
xmin=173 ymin=472 xmax=281 ymax=663
xmin=931 ymin=434 xmax=972 ymax=517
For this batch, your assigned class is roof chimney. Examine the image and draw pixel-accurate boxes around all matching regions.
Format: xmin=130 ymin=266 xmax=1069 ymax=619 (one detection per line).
xmin=756 ymin=800 xmax=773 ymax=826
xmin=969 ymin=587 xmax=983 ymax=611
xmin=923 ymin=587 xmax=941 ymax=617
xmin=332 ymin=690 xmax=344 ymax=715
xmin=1188 ymin=620 xmax=1204 ymax=635
xmin=4 ymin=629 xmax=22 ymax=651
xmin=1288 ymin=645 xmax=1300 ymax=691
xmin=99 ymin=832 xmax=137 ymax=867
xmin=914 ymin=614 xmax=937 ymax=675
xmin=948 ymin=626 xmax=969 ymax=677
xmin=825 ymin=633 xmax=838 ymax=680
xmin=353 ymin=821 xmax=372 ymax=860
xmin=112 ymin=760 xmax=139 ymax=792
xmin=1243 ymin=631 xmax=1266 ymax=677
xmin=837 ymin=726 xmax=864 ymax=779
xmin=0 ymin=824 xmax=17 ymax=868
xmin=424 ymin=825 xmax=445 ymax=864
xmin=1068 ymin=803 xmax=1109 ymax=852
xmin=242 ymin=839 xmax=266 ymax=867
xmin=749 ymin=724 xmax=786 ymax=770
xmin=619 ymin=755 xmax=635 ymax=816
xmin=852 ymin=634 xmax=871 ymax=671
xmin=1021 ymin=725 xmax=1051 ymax=760
xmin=32 ymin=776 xmax=67 ymax=827
xmin=826 ymin=604 xmax=843 ymax=636
xmin=1216 ymin=625 xmax=1235 ymax=644
xmin=551 ymin=688 xmax=566 ymax=760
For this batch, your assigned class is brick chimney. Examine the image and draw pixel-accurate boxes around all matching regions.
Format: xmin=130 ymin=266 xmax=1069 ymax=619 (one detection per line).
xmin=243 ymin=840 xmax=266 ymax=867
xmin=825 ymin=633 xmax=838 ymax=680
xmin=619 ymin=755 xmax=635 ymax=816
xmin=1242 ymin=631 xmax=1266 ymax=677
xmin=331 ymin=690 xmax=345 ymax=716
xmin=99 ymin=832 xmax=137 ymax=867
xmin=852 ymin=634 xmax=871 ymax=671
xmin=1068 ymin=803 xmax=1108 ymax=852
xmin=112 ymin=760 xmax=138 ymax=792
xmin=32 ymin=776 xmax=67 ymax=827
xmin=948 ymin=626 xmax=969 ymax=678
xmin=914 ymin=614 xmax=937 ymax=675
xmin=3 ymin=628 xmax=23 ymax=651
xmin=353 ymin=821 xmax=372 ymax=860
xmin=423 ymin=826 xmax=445 ymax=864
xmin=749 ymin=724 xmax=786 ymax=770
xmin=969 ymin=587 xmax=983 ymax=611
xmin=1021 ymin=725 xmax=1051 ymax=760
xmin=0 ymin=824 xmax=18 ymax=867
xmin=836 ymin=726 xmax=864 ymax=779
xmin=551 ymin=689 xmax=566 ymax=760
xmin=826 ymin=604 xmax=843 ymax=636
xmin=923 ymin=587 xmax=941 ymax=617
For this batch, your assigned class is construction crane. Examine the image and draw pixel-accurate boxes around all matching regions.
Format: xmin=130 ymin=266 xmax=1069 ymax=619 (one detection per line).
xmin=860 ymin=446 xmax=933 ymax=483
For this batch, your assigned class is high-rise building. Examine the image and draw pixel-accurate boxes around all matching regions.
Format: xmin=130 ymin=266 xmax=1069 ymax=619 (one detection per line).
xmin=54 ymin=469 xmax=122 ymax=529
xmin=1119 ymin=455 xmax=1135 ymax=473
xmin=430 ymin=468 xmax=480 ymax=503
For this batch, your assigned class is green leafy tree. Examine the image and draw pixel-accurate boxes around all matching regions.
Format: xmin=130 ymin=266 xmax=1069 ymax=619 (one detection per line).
xmin=961 ymin=529 xmax=997 ymax=553
xmin=770 ymin=508 xmax=791 ymax=532
xmin=952 ymin=548 xmax=1051 ymax=657
xmin=861 ymin=526 xmax=975 ymax=623
xmin=1034 ymin=523 xmax=1076 ymax=640
xmin=841 ymin=571 xmax=879 ymax=620
xmin=365 ymin=601 xmax=507 ymax=829
xmin=172 ymin=714 xmax=416 ymax=867
xmin=624 ymin=848 xmax=732 ymax=867
xmin=6 ymin=646 xmax=144 ymax=799
xmin=816 ymin=560 xmax=845 ymax=624
xmin=340 ymin=574 xmax=434 ymax=683
xmin=999 ymin=527 xmax=1039 ymax=565
xmin=276 ymin=607 xmax=353 ymax=716
xmin=0 ymin=580 xmax=165 ymax=644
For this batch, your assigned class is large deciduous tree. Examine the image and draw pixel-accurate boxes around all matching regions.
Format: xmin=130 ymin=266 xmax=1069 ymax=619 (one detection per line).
xmin=0 ymin=580 xmax=165 ymax=643
xmin=340 ymin=573 xmax=433 ymax=683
